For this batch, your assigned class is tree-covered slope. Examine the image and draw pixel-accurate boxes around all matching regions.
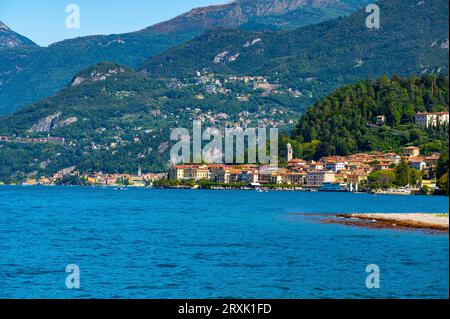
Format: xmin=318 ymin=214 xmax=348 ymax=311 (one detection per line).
xmin=284 ymin=74 xmax=449 ymax=160
xmin=0 ymin=31 xmax=196 ymax=115
xmin=0 ymin=62 xmax=303 ymax=181
xmin=141 ymin=0 xmax=449 ymax=110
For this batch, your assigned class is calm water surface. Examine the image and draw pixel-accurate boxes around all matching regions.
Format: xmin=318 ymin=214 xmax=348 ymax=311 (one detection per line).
xmin=0 ymin=186 xmax=448 ymax=298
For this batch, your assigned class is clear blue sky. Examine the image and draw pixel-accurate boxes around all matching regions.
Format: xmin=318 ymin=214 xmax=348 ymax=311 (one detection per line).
xmin=0 ymin=0 xmax=226 ymax=46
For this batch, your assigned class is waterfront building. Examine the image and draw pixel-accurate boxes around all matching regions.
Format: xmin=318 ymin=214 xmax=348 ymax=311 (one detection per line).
xmin=130 ymin=177 xmax=146 ymax=187
xmin=347 ymin=171 xmax=368 ymax=184
xmin=210 ymin=166 xmax=231 ymax=183
xmin=169 ymin=165 xmax=189 ymax=180
xmin=23 ymin=179 xmax=37 ymax=185
xmin=229 ymin=169 xmax=242 ymax=184
xmin=306 ymin=171 xmax=335 ymax=187
xmin=238 ymin=171 xmax=259 ymax=184
xmin=210 ymin=166 xmax=242 ymax=184
xmin=104 ymin=176 xmax=117 ymax=185
xmin=38 ymin=177 xmax=51 ymax=185
xmin=258 ymin=166 xmax=284 ymax=184
xmin=184 ymin=166 xmax=210 ymax=181
xmin=271 ymin=174 xmax=283 ymax=185
xmin=282 ymin=172 xmax=306 ymax=185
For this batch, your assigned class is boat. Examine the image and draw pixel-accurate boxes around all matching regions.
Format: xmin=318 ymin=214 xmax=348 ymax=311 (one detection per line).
xmin=319 ymin=182 xmax=348 ymax=192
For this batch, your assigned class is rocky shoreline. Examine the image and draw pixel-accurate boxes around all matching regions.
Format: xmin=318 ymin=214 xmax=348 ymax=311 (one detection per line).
xmin=326 ymin=213 xmax=449 ymax=232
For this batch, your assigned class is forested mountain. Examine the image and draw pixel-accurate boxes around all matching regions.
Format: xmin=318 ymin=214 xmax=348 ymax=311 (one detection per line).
xmin=0 ymin=0 xmax=368 ymax=114
xmin=0 ymin=62 xmax=302 ymax=181
xmin=281 ymin=75 xmax=449 ymax=160
xmin=0 ymin=0 xmax=448 ymax=181
xmin=142 ymin=0 xmax=449 ymax=110
xmin=0 ymin=71 xmax=447 ymax=181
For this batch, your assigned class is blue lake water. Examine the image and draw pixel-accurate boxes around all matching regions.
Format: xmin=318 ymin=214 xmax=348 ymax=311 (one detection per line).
xmin=0 ymin=186 xmax=448 ymax=299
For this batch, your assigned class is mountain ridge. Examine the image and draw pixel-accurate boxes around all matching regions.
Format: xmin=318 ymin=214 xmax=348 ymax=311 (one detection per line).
xmin=147 ymin=0 xmax=356 ymax=34
xmin=141 ymin=0 xmax=449 ymax=103
xmin=0 ymin=0 xmax=369 ymax=114
xmin=0 ymin=20 xmax=37 ymax=49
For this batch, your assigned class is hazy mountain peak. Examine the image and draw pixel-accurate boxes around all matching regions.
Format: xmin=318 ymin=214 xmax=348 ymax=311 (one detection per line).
xmin=0 ymin=20 xmax=37 ymax=49
xmin=148 ymin=0 xmax=350 ymax=34
xmin=0 ymin=20 xmax=11 ymax=31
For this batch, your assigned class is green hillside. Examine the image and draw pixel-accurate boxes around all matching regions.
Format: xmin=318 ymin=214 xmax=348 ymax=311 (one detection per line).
xmin=0 ymin=0 xmax=448 ymax=181
xmin=0 ymin=32 xmax=195 ymax=115
xmin=0 ymin=62 xmax=302 ymax=182
xmin=281 ymin=74 xmax=449 ymax=160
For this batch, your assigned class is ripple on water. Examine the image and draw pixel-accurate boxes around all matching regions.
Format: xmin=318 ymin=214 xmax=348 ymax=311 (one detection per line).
xmin=0 ymin=187 xmax=448 ymax=298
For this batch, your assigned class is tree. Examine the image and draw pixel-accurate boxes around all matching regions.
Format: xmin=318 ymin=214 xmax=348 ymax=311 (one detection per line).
xmin=437 ymin=172 xmax=449 ymax=195
xmin=395 ymin=160 xmax=410 ymax=187
xmin=293 ymin=75 xmax=449 ymax=159
xmin=368 ymin=170 xmax=396 ymax=189
xmin=409 ymin=169 xmax=422 ymax=186
xmin=436 ymin=151 xmax=449 ymax=179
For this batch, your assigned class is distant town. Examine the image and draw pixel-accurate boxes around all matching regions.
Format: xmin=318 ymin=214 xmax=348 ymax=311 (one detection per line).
xmin=1 ymin=110 xmax=448 ymax=195
xmin=5 ymin=141 xmax=444 ymax=196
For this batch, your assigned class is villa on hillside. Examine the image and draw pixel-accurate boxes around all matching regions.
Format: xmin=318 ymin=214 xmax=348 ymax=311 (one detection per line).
xmin=403 ymin=146 xmax=421 ymax=157
xmin=415 ymin=112 xmax=449 ymax=128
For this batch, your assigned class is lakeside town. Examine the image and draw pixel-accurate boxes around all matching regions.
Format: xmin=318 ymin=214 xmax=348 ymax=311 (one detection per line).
xmin=2 ymin=110 xmax=448 ymax=194
xmin=1 ymin=112 xmax=447 ymax=194
xmin=5 ymin=143 xmax=444 ymax=195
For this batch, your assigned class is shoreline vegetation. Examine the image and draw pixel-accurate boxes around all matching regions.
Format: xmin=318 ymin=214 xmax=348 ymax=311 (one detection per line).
xmin=326 ymin=213 xmax=449 ymax=232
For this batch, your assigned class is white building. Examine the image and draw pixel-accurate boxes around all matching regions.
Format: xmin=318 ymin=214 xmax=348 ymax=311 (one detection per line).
xmin=415 ymin=112 xmax=449 ymax=128
xmin=410 ymin=161 xmax=427 ymax=171
xmin=325 ymin=162 xmax=346 ymax=172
